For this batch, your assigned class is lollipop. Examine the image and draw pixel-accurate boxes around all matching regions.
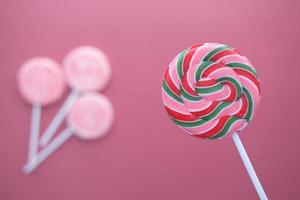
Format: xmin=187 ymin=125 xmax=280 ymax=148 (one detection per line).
xmin=17 ymin=57 xmax=65 ymax=163
xmin=23 ymin=92 xmax=114 ymax=174
xmin=40 ymin=46 xmax=111 ymax=147
xmin=162 ymin=43 xmax=267 ymax=199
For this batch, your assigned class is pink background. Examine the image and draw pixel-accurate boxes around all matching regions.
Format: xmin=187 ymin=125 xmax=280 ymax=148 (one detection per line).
xmin=0 ymin=0 xmax=299 ymax=199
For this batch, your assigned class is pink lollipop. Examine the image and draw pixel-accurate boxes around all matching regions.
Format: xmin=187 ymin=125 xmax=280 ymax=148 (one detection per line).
xmin=40 ymin=46 xmax=111 ymax=147
xmin=17 ymin=57 xmax=65 ymax=163
xmin=23 ymin=92 xmax=114 ymax=174
xmin=64 ymin=46 xmax=111 ymax=91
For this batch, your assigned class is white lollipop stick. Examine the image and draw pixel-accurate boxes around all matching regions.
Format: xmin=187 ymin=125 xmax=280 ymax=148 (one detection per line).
xmin=17 ymin=57 xmax=65 ymax=161
xmin=40 ymin=46 xmax=111 ymax=147
xmin=39 ymin=89 xmax=79 ymax=147
xmin=24 ymin=92 xmax=114 ymax=174
xmin=23 ymin=126 xmax=75 ymax=174
xmin=232 ymin=132 xmax=268 ymax=200
xmin=28 ymin=104 xmax=41 ymax=161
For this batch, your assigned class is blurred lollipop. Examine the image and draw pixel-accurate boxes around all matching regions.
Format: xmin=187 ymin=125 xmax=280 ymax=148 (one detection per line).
xmin=17 ymin=57 xmax=65 ymax=163
xmin=40 ymin=46 xmax=111 ymax=146
xmin=23 ymin=92 xmax=114 ymax=174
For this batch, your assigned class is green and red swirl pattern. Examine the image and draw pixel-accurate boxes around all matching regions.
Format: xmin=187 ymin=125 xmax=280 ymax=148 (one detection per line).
xmin=162 ymin=43 xmax=261 ymax=139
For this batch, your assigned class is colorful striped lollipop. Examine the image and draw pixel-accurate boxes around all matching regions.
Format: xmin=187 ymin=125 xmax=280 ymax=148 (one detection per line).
xmin=162 ymin=43 xmax=267 ymax=199
xmin=162 ymin=43 xmax=260 ymax=139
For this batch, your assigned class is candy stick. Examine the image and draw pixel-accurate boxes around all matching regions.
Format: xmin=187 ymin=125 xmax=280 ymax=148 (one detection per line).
xmin=39 ymin=89 xmax=79 ymax=146
xmin=232 ymin=133 xmax=268 ymax=200
xmin=161 ymin=43 xmax=267 ymax=199
xmin=24 ymin=93 xmax=114 ymax=174
xmin=28 ymin=104 xmax=41 ymax=161
xmin=17 ymin=57 xmax=65 ymax=165
xmin=39 ymin=46 xmax=111 ymax=147
xmin=23 ymin=126 xmax=75 ymax=174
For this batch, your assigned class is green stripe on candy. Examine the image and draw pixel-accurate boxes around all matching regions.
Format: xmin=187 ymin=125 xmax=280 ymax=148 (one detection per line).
xmin=176 ymin=49 xmax=189 ymax=79
xmin=227 ymin=63 xmax=258 ymax=78
xmin=209 ymin=117 xmax=240 ymax=139
xmin=162 ymin=81 xmax=183 ymax=103
xmin=171 ymin=117 xmax=206 ymax=127
xmin=202 ymin=45 xmax=232 ymax=61
xmin=195 ymin=83 xmax=223 ymax=94
xmin=180 ymin=86 xmax=202 ymax=101
xmin=172 ymin=101 xmax=232 ymax=128
xmin=195 ymin=61 xmax=214 ymax=81
xmin=202 ymin=102 xmax=232 ymax=121
xmin=243 ymin=87 xmax=253 ymax=121
xmin=217 ymin=77 xmax=242 ymax=99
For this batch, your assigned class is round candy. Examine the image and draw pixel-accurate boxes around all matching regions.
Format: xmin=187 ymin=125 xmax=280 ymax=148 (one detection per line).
xmin=17 ymin=57 xmax=65 ymax=105
xmin=67 ymin=92 xmax=114 ymax=140
xmin=64 ymin=46 xmax=111 ymax=91
xmin=162 ymin=43 xmax=261 ymax=140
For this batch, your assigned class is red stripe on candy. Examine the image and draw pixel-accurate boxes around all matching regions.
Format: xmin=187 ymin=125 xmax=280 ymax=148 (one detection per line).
xmin=165 ymin=106 xmax=196 ymax=122
xmin=182 ymin=75 xmax=198 ymax=96
xmin=222 ymin=82 xmax=237 ymax=102
xmin=164 ymin=69 xmax=181 ymax=96
xmin=234 ymin=94 xmax=248 ymax=118
xmin=202 ymin=63 xmax=226 ymax=77
xmin=194 ymin=116 xmax=231 ymax=139
xmin=195 ymin=79 xmax=217 ymax=87
xmin=191 ymin=101 xmax=220 ymax=117
xmin=234 ymin=68 xmax=261 ymax=94
xmin=210 ymin=50 xmax=238 ymax=62
xmin=183 ymin=44 xmax=203 ymax=74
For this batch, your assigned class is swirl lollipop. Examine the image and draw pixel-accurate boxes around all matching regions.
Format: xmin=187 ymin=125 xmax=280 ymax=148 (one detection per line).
xmin=162 ymin=43 xmax=267 ymax=199
xmin=23 ymin=92 xmax=114 ymax=174
xmin=40 ymin=46 xmax=111 ymax=147
xmin=17 ymin=57 xmax=65 ymax=163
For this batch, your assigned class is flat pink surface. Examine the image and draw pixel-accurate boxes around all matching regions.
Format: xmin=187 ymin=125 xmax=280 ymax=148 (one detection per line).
xmin=0 ymin=0 xmax=299 ymax=199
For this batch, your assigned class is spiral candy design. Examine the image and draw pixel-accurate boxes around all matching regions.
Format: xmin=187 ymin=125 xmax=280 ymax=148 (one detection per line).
xmin=17 ymin=57 xmax=65 ymax=105
xmin=162 ymin=43 xmax=261 ymax=139
xmin=68 ymin=92 xmax=114 ymax=139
